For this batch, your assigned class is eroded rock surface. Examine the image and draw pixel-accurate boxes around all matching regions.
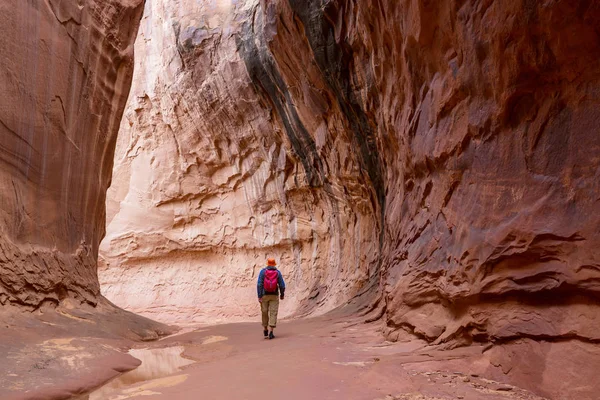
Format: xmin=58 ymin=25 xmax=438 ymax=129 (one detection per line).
xmin=99 ymin=0 xmax=382 ymax=324
xmin=101 ymin=0 xmax=600 ymax=397
xmin=103 ymin=0 xmax=600 ymax=336
xmin=360 ymin=0 xmax=600 ymax=350
xmin=0 ymin=0 xmax=145 ymax=308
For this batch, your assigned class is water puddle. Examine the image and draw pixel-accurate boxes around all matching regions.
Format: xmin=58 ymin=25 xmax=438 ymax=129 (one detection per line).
xmin=81 ymin=346 xmax=194 ymax=400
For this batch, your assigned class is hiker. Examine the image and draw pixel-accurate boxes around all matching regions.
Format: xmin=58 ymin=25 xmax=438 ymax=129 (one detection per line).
xmin=257 ymin=258 xmax=286 ymax=339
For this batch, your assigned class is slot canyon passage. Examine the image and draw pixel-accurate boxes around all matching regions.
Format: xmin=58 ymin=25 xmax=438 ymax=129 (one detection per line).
xmin=1 ymin=0 xmax=600 ymax=399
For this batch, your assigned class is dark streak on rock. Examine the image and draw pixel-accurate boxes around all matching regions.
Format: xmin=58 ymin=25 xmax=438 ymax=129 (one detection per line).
xmin=285 ymin=0 xmax=386 ymax=300
xmin=236 ymin=5 xmax=349 ymax=305
xmin=236 ymin=4 xmax=325 ymax=188
xmin=287 ymin=0 xmax=386 ymax=224
xmin=172 ymin=22 xmax=188 ymax=70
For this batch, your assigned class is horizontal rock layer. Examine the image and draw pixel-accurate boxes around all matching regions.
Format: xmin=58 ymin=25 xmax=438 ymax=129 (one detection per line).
xmin=0 ymin=0 xmax=144 ymax=308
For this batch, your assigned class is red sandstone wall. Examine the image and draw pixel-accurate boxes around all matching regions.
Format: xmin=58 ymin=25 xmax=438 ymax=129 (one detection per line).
xmin=0 ymin=0 xmax=144 ymax=308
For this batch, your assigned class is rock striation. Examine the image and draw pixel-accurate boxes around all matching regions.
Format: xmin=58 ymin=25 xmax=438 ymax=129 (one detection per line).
xmin=0 ymin=0 xmax=145 ymax=309
xmin=351 ymin=0 xmax=600 ymax=350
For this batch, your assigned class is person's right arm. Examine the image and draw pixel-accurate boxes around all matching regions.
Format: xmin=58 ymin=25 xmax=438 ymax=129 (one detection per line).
xmin=257 ymin=269 xmax=265 ymax=301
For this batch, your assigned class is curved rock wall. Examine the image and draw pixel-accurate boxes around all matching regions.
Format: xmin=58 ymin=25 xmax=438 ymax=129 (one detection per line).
xmin=99 ymin=0 xmax=381 ymax=324
xmin=319 ymin=0 xmax=600 ymax=346
xmin=101 ymin=0 xmax=600 ymax=371
xmin=0 ymin=0 xmax=144 ymax=308
xmin=267 ymin=1 xmax=600 ymax=397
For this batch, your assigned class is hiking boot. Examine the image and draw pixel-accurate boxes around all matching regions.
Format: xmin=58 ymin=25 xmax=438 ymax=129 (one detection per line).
xmin=263 ymin=329 xmax=269 ymax=339
xmin=268 ymin=331 xmax=275 ymax=340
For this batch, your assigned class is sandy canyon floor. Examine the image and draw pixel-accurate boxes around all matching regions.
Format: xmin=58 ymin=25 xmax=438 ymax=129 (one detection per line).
xmin=2 ymin=308 xmax=549 ymax=400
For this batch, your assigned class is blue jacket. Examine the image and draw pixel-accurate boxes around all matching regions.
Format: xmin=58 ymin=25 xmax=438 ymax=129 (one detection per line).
xmin=257 ymin=266 xmax=286 ymax=298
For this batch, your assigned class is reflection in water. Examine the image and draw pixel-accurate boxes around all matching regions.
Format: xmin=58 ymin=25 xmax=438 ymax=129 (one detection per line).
xmin=85 ymin=346 xmax=194 ymax=400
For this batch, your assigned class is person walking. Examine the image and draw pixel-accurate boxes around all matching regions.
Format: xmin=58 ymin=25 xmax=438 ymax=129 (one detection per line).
xmin=257 ymin=258 xmax=285 ymax=339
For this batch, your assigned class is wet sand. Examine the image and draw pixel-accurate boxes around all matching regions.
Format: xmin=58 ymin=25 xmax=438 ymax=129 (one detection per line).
xmin=1 ymin=305 xmax=549 ymax=400
xmin=76 ymin=315 xmax=546 ymax=400
xmin=0 ymin=300 xmax=174 ymax=400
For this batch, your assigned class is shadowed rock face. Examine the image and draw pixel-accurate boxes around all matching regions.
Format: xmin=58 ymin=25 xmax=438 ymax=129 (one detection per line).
xmin=0 ymin=0 xmax=144 ymax=308
xmin=261 ymin=0 xmax=600 ymax=345
xmin=347 ymin=0 xmax=600 ymax=349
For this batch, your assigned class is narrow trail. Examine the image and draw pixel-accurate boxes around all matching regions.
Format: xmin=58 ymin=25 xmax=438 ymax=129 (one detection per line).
xmin=79 ymin=316 xmax=548 ymax=400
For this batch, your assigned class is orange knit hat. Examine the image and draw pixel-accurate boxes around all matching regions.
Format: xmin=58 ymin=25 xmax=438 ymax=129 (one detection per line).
xmin=267 ymin=258 xmax=277 ymax=266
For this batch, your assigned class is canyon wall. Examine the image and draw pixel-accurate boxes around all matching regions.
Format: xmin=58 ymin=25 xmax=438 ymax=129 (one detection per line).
xmin=102 ymin=0 xmax=600 ymax=335
xmin=0 ymin=0 xmax=144 ymax=309
xmin=101 ymin=1 xmax=600 ymax=395
xmin=99 ymin=0 xmax=381 ymax=324
xmin=273 ymin=0 xmax=599 ymax=348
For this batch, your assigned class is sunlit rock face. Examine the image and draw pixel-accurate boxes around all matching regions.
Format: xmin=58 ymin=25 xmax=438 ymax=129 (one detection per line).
xmin=0 ymin=0 xmax=144 ymax=308
xmin=102 ymin=1 xmax=600 ymax=395
xmin=99 ymin=0 xmax=381 ymax=325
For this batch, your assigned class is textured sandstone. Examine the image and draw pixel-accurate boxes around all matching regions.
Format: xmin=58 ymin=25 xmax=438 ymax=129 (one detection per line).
xmin=356 ymin=0 xmax=600 ymax=348
xmin=99 ymin=0 xmax=381 ymax=324
xmin=101 ymin=0 xmax=600 ymax=397
xmin=258 ymin=0 xmax=600 ymax=346
xmin=0 ymin=0 xmax=145 ymax=308
xmin=103 ymin=0 xmax=600 ymax=339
